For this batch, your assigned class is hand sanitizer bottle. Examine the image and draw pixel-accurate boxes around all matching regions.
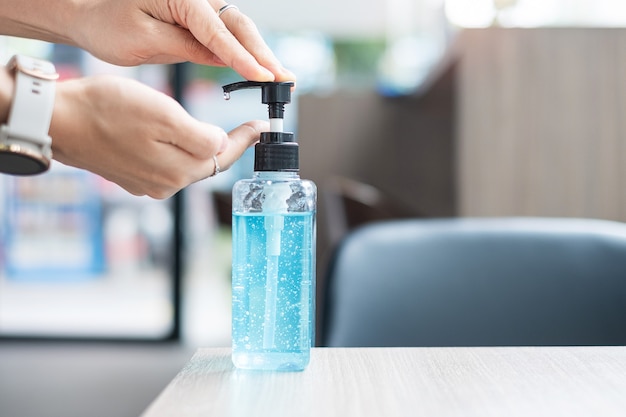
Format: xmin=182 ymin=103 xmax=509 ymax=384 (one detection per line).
xmin=224 ymin=81 xmax=316 ymax=371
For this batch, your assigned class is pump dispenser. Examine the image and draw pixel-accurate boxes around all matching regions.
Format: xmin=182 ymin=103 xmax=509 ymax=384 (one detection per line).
xmin=224 ymin=81 xmax=316 ymax=371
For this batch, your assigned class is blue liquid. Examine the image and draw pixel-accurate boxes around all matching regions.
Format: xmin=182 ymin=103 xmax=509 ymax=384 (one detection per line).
xmin=232 ymin=212 xmax=314 ymax=371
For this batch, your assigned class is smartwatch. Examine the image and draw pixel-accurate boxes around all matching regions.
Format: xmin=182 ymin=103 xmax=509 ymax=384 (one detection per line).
xmin=0 ymin=54 xmax=58 ymax=175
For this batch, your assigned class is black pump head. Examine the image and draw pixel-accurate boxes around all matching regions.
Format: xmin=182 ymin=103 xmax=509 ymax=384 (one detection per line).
xmin=223 ymin=81 xmax=294 ymax=119
xmin=222 ymin=81 xmax=299 ymax=172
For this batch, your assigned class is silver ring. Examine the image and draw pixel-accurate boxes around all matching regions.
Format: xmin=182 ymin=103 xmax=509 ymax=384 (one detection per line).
xmin=212 ymin=155 xmax=221 ymax=177
xmin=218 ymin=4 xmax=238 ymax=17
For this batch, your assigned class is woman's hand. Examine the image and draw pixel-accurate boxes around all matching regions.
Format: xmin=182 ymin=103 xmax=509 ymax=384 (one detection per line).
xmin=74 ymin=0 xmax=294 ymax=82
xmin=0 ymin=0 xmax=295 ymax=82
xmin=0 ymin=0 xmax=295 ymax=81
xmin=50 ymin=74 xmax=266 ymax=199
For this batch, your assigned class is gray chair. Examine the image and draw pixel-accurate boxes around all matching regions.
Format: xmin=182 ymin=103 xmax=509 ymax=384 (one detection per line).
xmin=322 ymin=217 xmax=626 ymax=347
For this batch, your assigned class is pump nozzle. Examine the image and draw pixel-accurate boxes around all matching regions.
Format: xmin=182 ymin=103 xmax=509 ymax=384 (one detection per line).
xmin=223 ymin=81 xmax=294 ymax=121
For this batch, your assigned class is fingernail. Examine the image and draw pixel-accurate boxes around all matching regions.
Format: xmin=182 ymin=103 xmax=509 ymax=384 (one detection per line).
xmin=261 ymin=67 xmax=275 ymax=81
xmin=282 ymin=67 xmax=297 ymax=81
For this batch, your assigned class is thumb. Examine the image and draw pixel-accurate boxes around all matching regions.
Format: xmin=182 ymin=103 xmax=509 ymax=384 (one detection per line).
xmin=213 ymin=120 xmax=269 ymax=172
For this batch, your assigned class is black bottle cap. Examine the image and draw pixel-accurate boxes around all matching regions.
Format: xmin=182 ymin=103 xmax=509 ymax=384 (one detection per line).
xmin=255 ymin=132 xmax=299 ymax=172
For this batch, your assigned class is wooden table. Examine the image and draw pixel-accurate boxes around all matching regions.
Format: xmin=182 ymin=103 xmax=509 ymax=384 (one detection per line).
xmin=141 ymin=347 xmax=626 ymax=417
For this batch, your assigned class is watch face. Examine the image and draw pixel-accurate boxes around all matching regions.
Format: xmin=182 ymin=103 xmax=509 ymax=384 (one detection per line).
xmin=0 ymin=148 xmax=49 ymax=175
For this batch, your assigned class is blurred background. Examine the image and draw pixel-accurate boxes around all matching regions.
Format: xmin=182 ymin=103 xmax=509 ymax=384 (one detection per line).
xmin=2 ymin=0 xmax=625 ymax=347
xmin=1 ymin=0 xmax=625 ymax=415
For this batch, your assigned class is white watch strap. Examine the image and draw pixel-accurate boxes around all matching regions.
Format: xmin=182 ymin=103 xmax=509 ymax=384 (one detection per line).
xmin=2 ymin=55 xmax=58 ymax=153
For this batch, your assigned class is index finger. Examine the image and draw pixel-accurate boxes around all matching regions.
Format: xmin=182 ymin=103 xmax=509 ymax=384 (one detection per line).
xmin=185 ymin=0 xmax=275 ymax=81
xmin=218 ymin=7 xmax=296 ymax=82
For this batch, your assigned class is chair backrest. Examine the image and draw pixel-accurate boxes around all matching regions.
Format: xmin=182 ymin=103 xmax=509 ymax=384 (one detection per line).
xmin=323 ymin=176 xmax=419 ymax=250
xmin=322 ymin=218 xmax=626 ymax=347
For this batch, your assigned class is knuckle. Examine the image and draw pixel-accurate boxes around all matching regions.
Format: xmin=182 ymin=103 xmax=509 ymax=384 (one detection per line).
xmin=205 ymin=25 xmax=232 ymax=49
xmin=234 ymin=13 xmax=257 ymax=31
xmin=184 ymin=36 xmax=206 ymax=59
xmin=148 ymin=189 xmax=174 ymax=200
xmin=146 ymin=172 xmax=188 ymax=200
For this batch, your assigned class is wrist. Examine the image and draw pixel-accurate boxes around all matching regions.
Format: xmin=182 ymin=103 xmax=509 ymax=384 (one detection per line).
xmin=0 ymin=0 xmax=81 ymax=46
xmin=0 ymin=55 xmax=58 ymax=175
xmin=50 ymin=77 xmax=91 ymax=167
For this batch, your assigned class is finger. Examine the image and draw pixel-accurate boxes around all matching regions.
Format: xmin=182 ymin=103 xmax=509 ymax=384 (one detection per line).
xmin=154 ymin=102 xmax=228 ymax=159
xmin=139 ymin=22 xmax=227 ymax=66
xmin=187 ymin=123 xmax=229 ymax=159
xmin=184 ymin=2 xmax=275 ymax=81
xmin=218 ymin=9 xmax=296 ymax=82
xmin=213 ymin=120 xmax=269 ymax=173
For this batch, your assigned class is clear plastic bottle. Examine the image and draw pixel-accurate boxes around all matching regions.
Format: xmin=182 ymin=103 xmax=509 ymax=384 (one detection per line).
xmin=232 ymin=171 xmax=316 ymax=370
xmin=224 ymin=82 xmax=316 ymax=371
